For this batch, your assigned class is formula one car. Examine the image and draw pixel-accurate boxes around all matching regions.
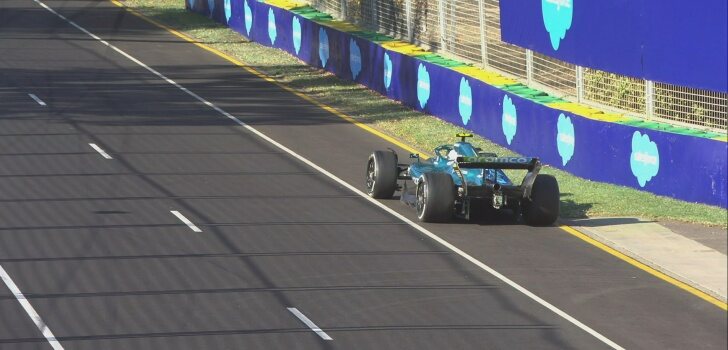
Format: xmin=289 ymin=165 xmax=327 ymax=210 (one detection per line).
xmin=366 ymin=134 xmax=559 ymax=225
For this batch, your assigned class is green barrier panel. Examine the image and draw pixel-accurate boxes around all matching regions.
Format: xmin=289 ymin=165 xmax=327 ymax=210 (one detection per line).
xmin=417 ymin=57 xmax=467 ymax=67
xmin=532 ymin=96 xmax=562 ymax=103
xmin=289 ymin=6 xmax=316 ymax=13
xmin=618 ymin=119 xmax=718 ymax=139
xmin=501 ymin=84 xmax=528 ymax=91
xmin=350 ymin=32 xmax=396 ymax=43
xmin=515 ymin=88 xmax=548 ymax=97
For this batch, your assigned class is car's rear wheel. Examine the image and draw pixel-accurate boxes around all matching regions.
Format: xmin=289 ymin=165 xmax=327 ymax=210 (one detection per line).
xmin=416 ymin=172 xmax=455 ymax=222
xmin=522 ymin=174 xmax=560 ymax=226
xmin=366 ymin=150 xmax=398 ymax=199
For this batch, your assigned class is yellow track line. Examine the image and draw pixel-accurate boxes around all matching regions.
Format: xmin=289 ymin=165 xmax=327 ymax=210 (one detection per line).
xmin=110 ymin=0 xmax=726 ymax=311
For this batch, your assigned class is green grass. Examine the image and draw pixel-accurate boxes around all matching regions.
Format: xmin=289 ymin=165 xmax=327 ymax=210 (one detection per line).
xmin=121 ymin=0 xmax=727 ymax=227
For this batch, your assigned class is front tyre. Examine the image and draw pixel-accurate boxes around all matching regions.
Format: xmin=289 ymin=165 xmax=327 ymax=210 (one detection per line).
xmin=366 ymin=151 xmax=398 ymax=199
xmin=416 ymin=172 xmax=455 ymax=222
xmin=522 ymin=174 xmax=560 ymax=226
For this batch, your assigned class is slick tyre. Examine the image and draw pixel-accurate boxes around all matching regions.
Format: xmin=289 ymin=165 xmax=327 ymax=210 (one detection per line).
xmin=522 ymin=174 xmax=560 ymax=226
xmin=416 ymin=172 xmax=455 ymax=222
xmin=366 ymin=151 xmax=398 ymax=199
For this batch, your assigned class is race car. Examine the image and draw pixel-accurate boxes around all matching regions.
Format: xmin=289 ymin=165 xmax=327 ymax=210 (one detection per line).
xmin=365 ymin=133 xmax=560 ymax=225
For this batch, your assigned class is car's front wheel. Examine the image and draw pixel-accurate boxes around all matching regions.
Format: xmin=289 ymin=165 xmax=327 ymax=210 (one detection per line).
xmin=416 ymin=172 xmax=455 ymax=222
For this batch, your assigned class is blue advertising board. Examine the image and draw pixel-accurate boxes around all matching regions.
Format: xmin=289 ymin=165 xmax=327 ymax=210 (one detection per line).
xmin=500 ymin=0 xmax=728 ymax=92
xmin=190 ymin=0 xmax=727 ymax=207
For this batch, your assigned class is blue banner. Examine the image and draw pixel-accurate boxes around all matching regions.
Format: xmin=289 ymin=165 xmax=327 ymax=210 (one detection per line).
xmin=500 ymin=0 xmax=728 ymax=92
xmin=190 ymin=0 xmax=727 ymax=207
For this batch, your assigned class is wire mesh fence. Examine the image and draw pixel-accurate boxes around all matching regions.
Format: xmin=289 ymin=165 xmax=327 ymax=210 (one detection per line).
xmin=410 ymin=0 xmax=443 ymax=52
xmin=654 ymin=83 xmax=728 ymax=130
xmin=483 ymin=0 xmax=527 ymax=78
xmin=309 ymin=0 xmax=341 ymax=19
xmin=532 ymin=52 xmax=577 ymax=97
xmin=341 ymin=0 xmax=370 ymax=24
xmin=583 ymin=69 xmax=646 ymax=114
xmin=304 ymin=0 xmax=727 ymax=132
xmin=371 ymin=0 xmax=409 ymax=39
xmin=440 ymin=0 xmax=483 ymax=65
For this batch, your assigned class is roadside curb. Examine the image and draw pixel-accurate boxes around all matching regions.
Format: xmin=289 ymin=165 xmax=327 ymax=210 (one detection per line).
xmin=561 ymin=220 xmax=727 ymax=308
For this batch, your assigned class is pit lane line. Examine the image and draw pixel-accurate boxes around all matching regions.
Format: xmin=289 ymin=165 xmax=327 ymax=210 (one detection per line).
xmin=89 ymin=143 xmax=113 ymax=159
xmin=30 ymin=0 xmax=624 ymax=348
xmin=0 ymin=264 xmax=64 ymax=350
xmin=28 ymin=93 xmax=47 ymax=106
xmin=170 ymin=210 xmax=203 ymax=233
xmin=287 ymin=307 xmax=333 ymax=341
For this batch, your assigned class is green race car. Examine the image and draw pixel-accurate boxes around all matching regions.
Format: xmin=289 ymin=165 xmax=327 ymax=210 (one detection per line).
xmin=366 ymin=134 xmax=560 ymax=225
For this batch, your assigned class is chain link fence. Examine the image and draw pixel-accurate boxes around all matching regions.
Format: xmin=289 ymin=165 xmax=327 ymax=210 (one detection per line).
xmin=583 ymin=69 xmax=646 ymax=114
xmin=309 ymin=0 xmax=341 ymax=18
xmin=410 ymin=0 xmax=443 ymax=52
xmin=532 ymin=52 xmax=577 ymax=97
xmin=440 ymin=0 xmax=482 ymax=64
xmin=654 ymin=83 xmax=728 ymax=129
xmin=308 ymin=0 xmax=727 ymax=131
xmin=482 ymin=0 xmax=527 ymax=78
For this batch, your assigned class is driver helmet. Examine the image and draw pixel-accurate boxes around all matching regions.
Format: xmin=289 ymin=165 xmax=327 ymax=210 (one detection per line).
xmin=447 ymin=149 xmax=459 ymax=162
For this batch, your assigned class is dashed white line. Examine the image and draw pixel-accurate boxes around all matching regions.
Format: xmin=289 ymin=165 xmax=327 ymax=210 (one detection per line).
xmin=28 ymin=93 xmax=47 ymax=106
xmin=170 ymin=210 xmax=203 ymax=232
xmin=0 ymin=265 xmax=64 ymax=350
xmin=88 ymin=143 xmax=113 ymax=159
xmin=287 ymin=307 xmax=333 ymax=341
xmin=34 ymin=1 xmax=623 ymax=348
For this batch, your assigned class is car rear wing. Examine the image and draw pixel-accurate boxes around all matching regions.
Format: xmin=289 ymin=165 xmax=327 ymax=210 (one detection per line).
xmin=455 ymin=156 xmax=543 ymax=199
xmin=455 ymin=156 xmax=540 ymax=171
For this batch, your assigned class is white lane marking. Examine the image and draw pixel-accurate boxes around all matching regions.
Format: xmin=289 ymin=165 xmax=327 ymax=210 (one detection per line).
xmin=88 ymin=143 xmax=113 ymax=159
xmin=34 ymin=1 xmax=623 ymax=348
xmin=171 ymin=210 xmax=203 ymax=232
xmin=28 ymin=93 xmax=47 ymax=106
xmin=287 ymin=307 xmax=333 ymax=341
xmin=0 ymin=265 xmax=64 ymax=350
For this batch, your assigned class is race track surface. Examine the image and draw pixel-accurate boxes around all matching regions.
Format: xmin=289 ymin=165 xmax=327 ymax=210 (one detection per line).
xmin=0 ymin=1 xmax=725 ymax=349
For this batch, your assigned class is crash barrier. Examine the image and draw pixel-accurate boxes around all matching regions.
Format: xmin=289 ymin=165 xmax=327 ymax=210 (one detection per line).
xmin=187 ymin=0 xmax=727 ymax=208
xmin=501 ymin=0 xmax=727 ymax=93
xmin=307 ymin=1 xmax=727 ymax=134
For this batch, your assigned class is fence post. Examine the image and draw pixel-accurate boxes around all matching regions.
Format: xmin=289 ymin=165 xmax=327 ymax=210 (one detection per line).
xmin=371 ymin=0 xmax=378 ymax=30
xmin=477 ymin=0 xmax=488 ymax=68
xmin=576 ymin=66 xmax=584 ymax=102
xmin=405 ymin=0 xmax=413 ymax=42
xmin=526 ymin=49 xmax=533 ymax=85
xmin=340 ymin=0 xmax=347 ymax=20
xmin=437 ymin=0 xmax=447 ymax=51
xmin=645 ymin=80 xmax=655 ymax=120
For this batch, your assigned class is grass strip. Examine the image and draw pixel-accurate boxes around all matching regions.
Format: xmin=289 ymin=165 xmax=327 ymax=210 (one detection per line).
xmin=120 ymin=0 xmax=727 ymax=227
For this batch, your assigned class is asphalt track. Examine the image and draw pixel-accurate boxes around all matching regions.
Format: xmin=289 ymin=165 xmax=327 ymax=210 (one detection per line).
xmin=0 ymin=0 xmax=725 ymax=349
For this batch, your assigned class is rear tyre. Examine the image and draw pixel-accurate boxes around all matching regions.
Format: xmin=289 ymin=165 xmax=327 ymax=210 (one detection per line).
xmin=416 ymin=173 xmax=455 ymax=222
xmin=366 ymin=151 xmax=398 ymax=199
xmin=522 ymin=174 xmax=560 ymax=226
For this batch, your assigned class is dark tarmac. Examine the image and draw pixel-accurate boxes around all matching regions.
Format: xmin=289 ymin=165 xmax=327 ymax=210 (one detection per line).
xmin=0 ymin=1 xmax=725 ymax=349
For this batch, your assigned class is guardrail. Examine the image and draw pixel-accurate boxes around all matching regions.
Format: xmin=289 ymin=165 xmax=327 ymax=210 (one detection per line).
xmin=308 ymin=0 xmax=727 ymax=132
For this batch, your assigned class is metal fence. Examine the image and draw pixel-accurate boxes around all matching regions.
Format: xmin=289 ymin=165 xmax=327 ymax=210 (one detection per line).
xmin=305 ymin=0 xmax=727 ymax=131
